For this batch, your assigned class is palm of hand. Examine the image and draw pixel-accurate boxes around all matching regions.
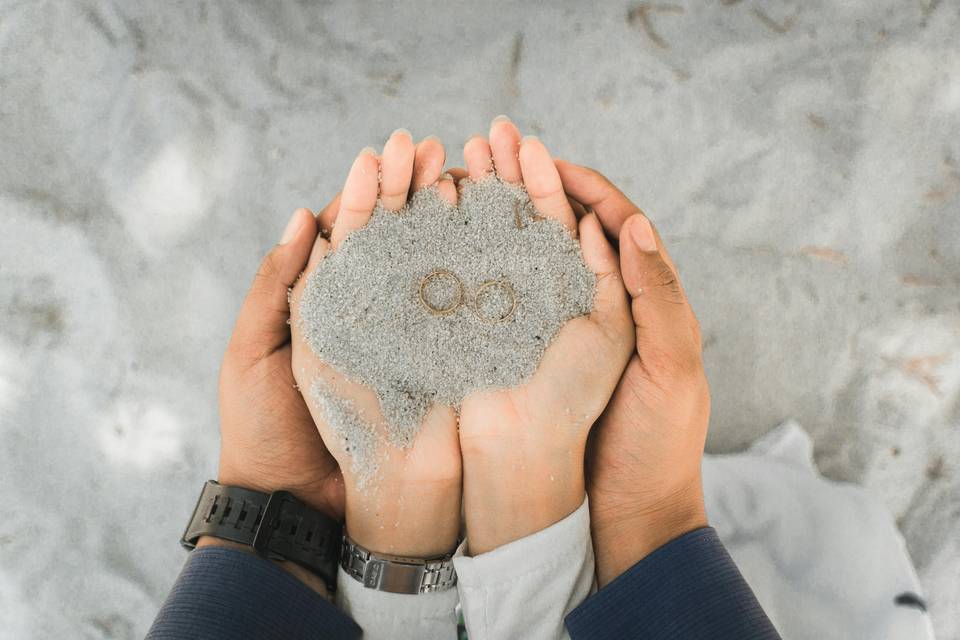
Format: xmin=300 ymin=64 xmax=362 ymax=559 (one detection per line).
xmin=460 ymin=313 xmax=631 ymax=450
xmin=288 ymin=262 xmax=462 ymax=556
xmin=454 ymin=126 xmax=634 ymax=450
xmin=286 ymin=305 xmax=461 ymax=492
xmin=285 ymin=137 xmax=464 ymax=498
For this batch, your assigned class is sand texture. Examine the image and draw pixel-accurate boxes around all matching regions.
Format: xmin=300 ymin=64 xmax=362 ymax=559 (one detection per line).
xmin=310 ymin=379 xmax=381 ymax=487
xmin=1 ymin=2 xmax=958 ymax=639
xmin=300 ymin=178 xmax=594 ymax=452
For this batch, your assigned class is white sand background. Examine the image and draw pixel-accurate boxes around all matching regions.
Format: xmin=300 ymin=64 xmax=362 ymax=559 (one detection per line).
xmin=0 ymin=0 xmax=957 ymax=638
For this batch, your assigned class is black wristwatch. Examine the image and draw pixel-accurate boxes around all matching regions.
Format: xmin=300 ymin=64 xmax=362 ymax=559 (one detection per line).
xmin=181 ymin=480 xmax=342 ymax=592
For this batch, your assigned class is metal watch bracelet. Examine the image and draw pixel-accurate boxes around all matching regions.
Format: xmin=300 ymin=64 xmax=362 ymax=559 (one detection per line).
xmin=340 ymin=534 xmax=457 ymax=594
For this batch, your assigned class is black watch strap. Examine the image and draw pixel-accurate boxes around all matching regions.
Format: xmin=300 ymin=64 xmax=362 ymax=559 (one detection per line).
xmin=181 ymin=480 xmax=342 ymax=592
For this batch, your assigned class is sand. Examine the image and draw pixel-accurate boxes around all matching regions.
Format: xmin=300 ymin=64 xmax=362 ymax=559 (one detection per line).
xmin=309 ymin=379 xmax=381 ymax=488
xmin=3 ymin=2 xmax=958 ymax=638
xmin=300 ymin=177 xmax=595 ymax=469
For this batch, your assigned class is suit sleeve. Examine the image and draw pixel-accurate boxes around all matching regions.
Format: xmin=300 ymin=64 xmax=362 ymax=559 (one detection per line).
xmin=564 ymin=527 xmax=781 ymax=640
xmin=146 ymin=547 xmax=361 ymax=640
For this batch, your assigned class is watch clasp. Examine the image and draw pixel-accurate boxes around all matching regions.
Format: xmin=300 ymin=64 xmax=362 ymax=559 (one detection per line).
xmin=363 ymin=558 xmax=428 ymax=593
xmin=251 ymin=489 xmax=297 ymax=554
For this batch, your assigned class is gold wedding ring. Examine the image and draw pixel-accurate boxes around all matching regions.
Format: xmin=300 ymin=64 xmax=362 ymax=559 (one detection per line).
xmin=472 ymin=279 xmax=518 ymax=324
xmin=418 ymin=269 xmax=465 ymax=316
xmin=418 ymin=271 xmax=518 ymax=324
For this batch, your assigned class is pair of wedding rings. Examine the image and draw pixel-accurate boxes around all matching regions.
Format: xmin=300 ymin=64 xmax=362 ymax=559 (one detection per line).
xmin=418 ymin=269 xmax=518 ymax=324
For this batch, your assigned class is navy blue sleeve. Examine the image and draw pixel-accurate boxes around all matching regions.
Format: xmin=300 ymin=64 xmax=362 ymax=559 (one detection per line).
xmin=147 ymin=547 xmax=361 ymax=640
xmin=565 ymin=527 xmax=780 ymax=640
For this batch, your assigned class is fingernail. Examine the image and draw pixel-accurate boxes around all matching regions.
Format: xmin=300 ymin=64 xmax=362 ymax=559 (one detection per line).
xmin=359 ymin=146 xmax=377 ymax=156
xmin=439 ymin=172 xmax=454 ymax=181
xmin=280 ymin=209 xmax=306 ymax=245
xmin=391 ymin=128 xmax=412 ymax=139
xmin=521 ymin=135 xmax=540 ymax=145
xmin=629 ymin=216 xmax=658 ymax=253
xmin=492 ymin=114 xmax=512 ymax=124
xmin=422 ymin=135 xmax=442 ymax=144
xmin=465 ymin=133 xmax=485 ymax=144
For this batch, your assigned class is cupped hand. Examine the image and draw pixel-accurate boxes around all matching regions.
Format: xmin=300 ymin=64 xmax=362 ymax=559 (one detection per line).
xmin=457 ymin=119 xmax=634 ymax=554
xmin=556 ymin=160 xmax=711 ymax=587
xmin=289 ymin=131 xmax=462 ymax=558
xmin=217 ymin=199 xmax=345 ymax=519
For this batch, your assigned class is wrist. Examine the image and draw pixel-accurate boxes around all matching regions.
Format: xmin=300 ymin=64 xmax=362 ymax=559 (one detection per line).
xmin=462 ymin=442 xmax=585 ymax=555
xmin=590 ymin=481 xmax=707 ymax=587
xmin=195 ymin=536 xmax=330 ymax=598
xmin=216 ymin=461 xmax=339 ymax=518
xmin=345 ymin=478 xmax=461 ymax=558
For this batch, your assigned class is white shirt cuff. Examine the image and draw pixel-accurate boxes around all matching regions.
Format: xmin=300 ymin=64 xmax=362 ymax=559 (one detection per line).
xmin=453 ymin=496 xmax=595 ymax=640
xmin=335 ymin=565 xmax=458 ymax=640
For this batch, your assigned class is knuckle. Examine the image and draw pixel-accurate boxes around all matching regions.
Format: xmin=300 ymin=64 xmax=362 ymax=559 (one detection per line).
xmin=255 ymin=251 xmax=281 ymax=285
xmin=534 ymin=183 xmax=566 ymax=201
xmin=225 ymin=334 xmax=268 ymax=368
xmin=642 ymin=342 xmax=703 ymax=386
xmin=582 ymin=164 xmax=609 ymax=184
xmin=646 ymin=262 xmax=683 ymax=302
xmin=223 ymin=339 xmax=256 ymax=374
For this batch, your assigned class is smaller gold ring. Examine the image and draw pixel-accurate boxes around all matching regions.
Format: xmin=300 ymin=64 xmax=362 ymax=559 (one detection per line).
xmin=472 ymin=279 xmax=518 ymax=324
xmin=418 ymin=269 xmax=465 ymax=316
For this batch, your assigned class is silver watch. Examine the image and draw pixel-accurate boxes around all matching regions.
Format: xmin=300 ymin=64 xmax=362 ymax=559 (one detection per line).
xmin=339 ymin=534 xmax=457 ymax=594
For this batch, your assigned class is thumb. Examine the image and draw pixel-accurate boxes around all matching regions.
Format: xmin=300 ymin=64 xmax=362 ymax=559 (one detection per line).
xmin=619 ymin=214 xmax=701 ymax=371
xmin=229 ymin=208 xmax=318 ymax=364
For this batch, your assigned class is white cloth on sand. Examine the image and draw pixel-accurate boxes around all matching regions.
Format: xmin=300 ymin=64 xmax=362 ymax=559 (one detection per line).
xmin=705 ymin=420 xmax=935 ymax=640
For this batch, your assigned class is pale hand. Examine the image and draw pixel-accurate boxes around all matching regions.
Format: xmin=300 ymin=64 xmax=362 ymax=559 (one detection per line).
xmin=289 ymin=134 xmax=463 ymax=559
xmin=458 ymin=126 xmax=634 ymax=555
